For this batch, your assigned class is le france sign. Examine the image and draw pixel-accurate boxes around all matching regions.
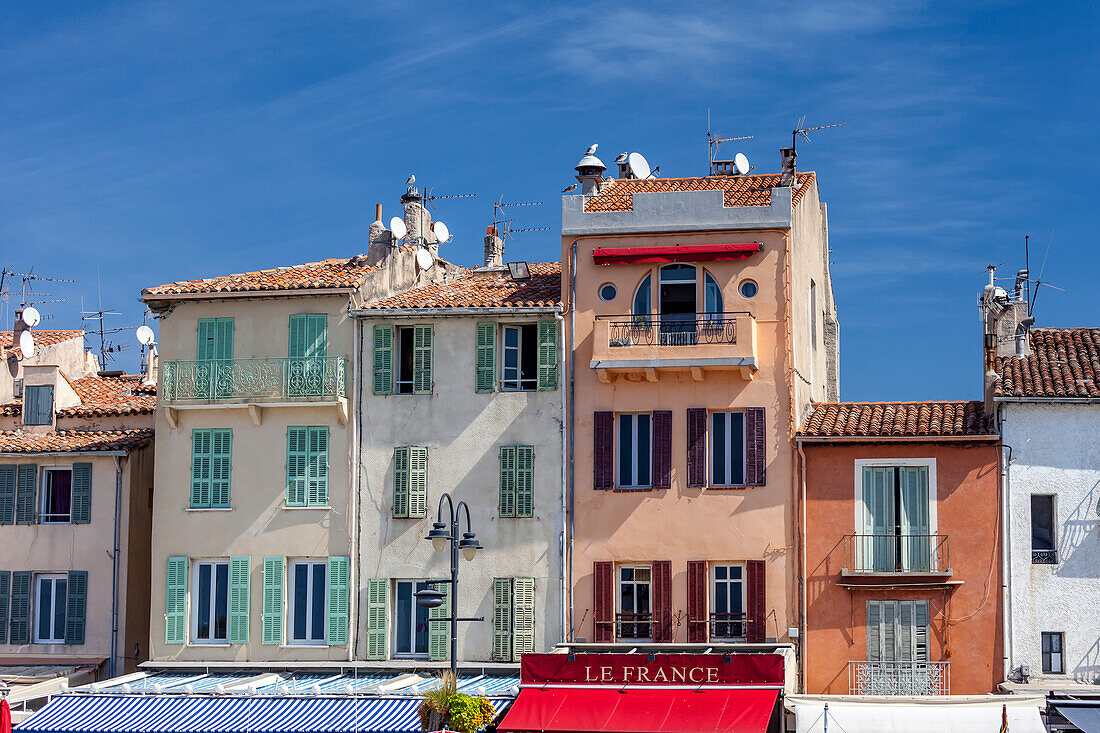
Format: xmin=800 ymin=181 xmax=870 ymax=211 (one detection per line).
xmin=520 ymin=653 xmax=784 ymax=687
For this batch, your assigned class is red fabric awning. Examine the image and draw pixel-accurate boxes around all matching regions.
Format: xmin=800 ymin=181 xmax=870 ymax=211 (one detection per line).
xmin=497 ymin=687 xmax=778 ymax=733
xmin=592 ymin=243 xmax=761 ymax=265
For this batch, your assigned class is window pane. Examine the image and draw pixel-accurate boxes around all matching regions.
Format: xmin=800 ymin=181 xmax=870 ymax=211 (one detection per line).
xmin=636 ymin=580 xmax=650 ymax=613
xmin=660 ymin=264 xmax=695 ymax=282
xmin=54 ymin=580 xmax=67 ymax=639
xmin=396 ymin=582 xmax=412 ymax=653
xmin=38 ymin=581 xmax=52 ymax=640
xmin=620 ymin=582 xmax=634 ymax=614
xmin=633 ymin=275 xmax=651 ymax=315
xmin=1031 ymin=495 xmax=1055 ymax=550
xmin=705 ymin=273 xmax=723 ymax=313
xmin=520 ymin=324 xmax=538 ymax=386
xmin=729 ymin=412 xmax=745 ymax=485
xmin=637 ymin=415 xmax=650 ymax=487
xmin=414 ymin=581 xmax=430 ymax=654
xmin=311 ymin=564 xmax=326 ymax=641
xmin=618 ymin=415 xmax=633 ymax=487
xmin=198 ymin=566 xmax=211 ymax=639
xmin=215 ymin=564 xmax=229 ymax=640
xmin=712 ymin=413 xmax=726 ymax=485
xmin=293 ymin=565 xmax=308 ymax=641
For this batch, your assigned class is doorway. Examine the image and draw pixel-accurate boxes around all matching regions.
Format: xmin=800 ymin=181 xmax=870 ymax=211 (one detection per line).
xmin=659 ymin=264 xmax=697 ymax=345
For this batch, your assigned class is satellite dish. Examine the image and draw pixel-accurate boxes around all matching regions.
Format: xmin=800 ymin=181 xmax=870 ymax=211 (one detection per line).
xmin=21 ymin=306 xmax=41 ymax=328
xmin=136 ymin=325 xmax=156 ymax=346
xmin=627 ymin=152 xmax=651 ymax=180
xmin=415 ymin=248 xmax=435 ymax=270
xmin=433 ymin=221 xmax=450 ymax=244
xmin=734 ymin=152 xmax=750 ymax=175
xmin=389 ymin=216 xmax=408 ymax=241
xmin=19 ymin=330 xmax=35 ymax=359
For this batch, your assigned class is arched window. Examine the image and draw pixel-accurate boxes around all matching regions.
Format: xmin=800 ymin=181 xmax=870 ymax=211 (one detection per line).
xmin=704 ymin=272 xmax=723 ymax=314
xmin=633 ymin=274 xmax=652 ymax=316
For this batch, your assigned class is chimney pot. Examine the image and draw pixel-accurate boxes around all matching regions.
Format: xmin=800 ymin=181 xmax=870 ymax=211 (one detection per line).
xmin=375 ymin=203 xmax=383 ymax=222
xmin=779 ymin=147 xmax=797 ymax=187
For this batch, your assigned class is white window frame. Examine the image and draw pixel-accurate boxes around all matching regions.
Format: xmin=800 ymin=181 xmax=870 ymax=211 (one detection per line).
xmin=500 ymin=324 xmax=537 ymax=392
xmin=1042 ymin=632 xmax=1064 ymax=674
xmin=616 ymin=413 xmax=652 ymax=489
xmin=190 ymin=559 xmax=230 ymax=645
xmin=710 ymin=563 xmax=747 ymax=641
xmin=287 ymin=559 xmax=327 ymax=646
xmin=34 ymin=574 xmax=67 ymax=644
xmin=616 ymin=564 xmax=652 ymax=642
xmin=393 ymin=579 xmax=430 ymax=659
xmin=710 ymin=411 xmax=747 ymax=487
xmin=853 ymin=458 xmax=938 ymax=537
xmin=39 ymin=467 xmax=73 ymax=524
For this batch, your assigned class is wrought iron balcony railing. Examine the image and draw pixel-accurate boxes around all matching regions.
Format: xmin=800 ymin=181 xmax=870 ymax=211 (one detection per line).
xmin=842 ymin=533 xmax=950 ymax=574
xmin=615 ymin=612 xmax=653 ymax=640
xmin=849 ymin=661 xmax=949 ymax=695
xmin=1032 ymin=548 xmax=1057 ymax=564
xmin=162 ymin=357 xmax=347 ymax=403
xmin=604 ymin=312 xmax=741 ymax=347
xmin=709 ymin=613 xmax=747 ymax=641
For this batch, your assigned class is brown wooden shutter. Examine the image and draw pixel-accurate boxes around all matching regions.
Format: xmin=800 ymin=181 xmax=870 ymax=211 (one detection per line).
xmin=686 ymin=408 xmax=707 ymax=488
xmin=651 ymin=560 xmax=672 ymax=642
xmin=651 ymin=410 xmax=672 ymax=490
xmin=686 ymin=560 xmax=708 ymax=642
xmin=594 ymin=412 xmax=614 ymax=490
xmin=745 ymin=407 xmax=766 ymax=486
xmin=593 ymin=561 xmax=614 ymax=642
xmin=747 ymin=559 xmax=767 ymax=642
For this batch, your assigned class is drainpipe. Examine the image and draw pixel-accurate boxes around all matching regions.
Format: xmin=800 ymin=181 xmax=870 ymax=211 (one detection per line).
xmin=796 ymin=439 xmax=808 ymax=694
xmin=567 ymin=240 xmax=578 ymax=641
xmin=110 ymin=455 xmax=123 ymax=678
xmin=349 ymin=313 xmax=364 ymax=662
xmin=556 ymin=312 xmax=567 ymax=643
xmin=999 ymin=405 xmax=1013 ymax=682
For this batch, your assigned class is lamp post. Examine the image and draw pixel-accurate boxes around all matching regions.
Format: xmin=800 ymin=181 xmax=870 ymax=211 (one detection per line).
xmin=415 ymin=492 xmax=483 ymax=676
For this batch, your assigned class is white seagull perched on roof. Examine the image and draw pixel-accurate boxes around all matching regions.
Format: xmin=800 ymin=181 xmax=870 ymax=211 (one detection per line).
xmin=406 ymin=174 xmax=415 ymax=185
xmin=562 ymin=183 xmax=578 ymax=193
xmin=585 ymin=144 xmax=598 ymax=155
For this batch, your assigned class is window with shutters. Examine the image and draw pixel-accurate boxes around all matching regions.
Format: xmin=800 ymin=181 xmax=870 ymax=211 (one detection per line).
xmin=1041 ymin=632 xmax=1064 ymax=674
xmin=396 ymin=325 xmax=433 ymax=394
xmin=34 ymin=575 xmax=67 ymax=643
xmin=192 ymin=560 xmax=230 ymax=643
xmin=191 ymin=429 xmax=232 ymax=509
xmin=711 ymin=412 xmax=746 ymax=487
xmin=394 ymin=580 xmax=431 ymax=658
xmin=499 ymin=446 xmax=534 ymax=518
xmin=1031 ymin=494 xmax=1057 ymax=564
xmin=288 ymin=560 xmax=326 ymax=645
xmin=866 ymin=600 xmax=930 ymax=663
xmin=617 ymin=565 xmax=652 ymax=640
xmin=288 ymin=314 xmax=328 ymax=397
xmin=711 ymin=564 xmax=747 ymax=640
xmin=23 ymin=385 xmax=54 ymax=426
xmin=493 ymin=577 xmax=535 ymax=662
xmin=392 ymin=446 xmax=428 ymax=518
xmin=286 ymin=427 xmax=329 ymax=507
xmin=39 ymin=468 xmax=72 ymax=523
xmin=501 ymin=324 xmax=538 ymax=391
xmin=856 ymin=461 xmax=936 ymax=572
xmin=617 ymin=414 xmax=651 ymax=489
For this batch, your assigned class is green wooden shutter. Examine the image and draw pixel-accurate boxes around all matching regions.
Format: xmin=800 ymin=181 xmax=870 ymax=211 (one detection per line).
xmin=9 ymin=571 xmax=31 ymax=644
xmin=228 ymin=556 xmax=250 ymax=644
xmin=881 ymin=600 xmax=898 ymax=662
xmin=516 ymin=446 xmax=534 ymax=518
xmin=0 ymin=571 xmax=11 ymax=644
xmin=215 ymin=319 xmax=234 ymax=360
xmin=191 ymin=430 xmax=213 ymax=508
xmin=492 ymin=578 xmax=513 ymax=661
xmin=866 ymin=600 xmax=882 ymax=662
xmin=412 ymin=325 xmax=433 ymax=394
xmin=0 ymin=466 xmax=16 ymax=525
xmin=286 ymin=427 xmax=308 ymax=506
xmin=65 ymin=570 xmax=88 ymax=645
xmin=24 ymin=386 xmax=54 ymax=425
xmin=476 ymin=323 xmax=497 ymax=393
xmin=197 ymin=319 xmax=217 ymax=361
xmin=899 ymin=467 xmax=931 ymax=571
xmin=307 ymin=427 xmax=329 ymax=506
xmin=165 ymin=557 xmax=187 ymax=645
xmin=408 ymin=447 xmax=428 ymax=518
xmin=513 ymin=577 xmax=535 ymax=659
xmin=289 ymin=314 xmax=328 ymax=359
xmin=262 ymin=557 xmax=284 ymax=645
xmin=373 ymin=325 xmax=394 ymax=395
xmin=366 ymin=578 xmax=388 ymax=660
xmin=71 ymin=463 xmax=92 ymax=524
xmin=392 ymin=447 xmax=410 ymax=518
xmin=15 ymin=464 xmax=36 ymax=524
xmin=211 ymin=429 xmax=232 ymax=508
xmin=537 ymin=320 xmax=558 ymax=391
xmin=327 ymin=556 xmax=350 ymax=646
xmin=428 ymin=582 xmax=450 ymax=661
xmin=913 ymin=600 xmax=930 ymax=662
xmin=861 ymin=466 xmax=895 ymax=571
xmin=499 ymin=447 xmax=516 ymax=518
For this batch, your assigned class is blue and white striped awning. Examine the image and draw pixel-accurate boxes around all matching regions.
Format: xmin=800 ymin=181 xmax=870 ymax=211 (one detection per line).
xmin=18 ymin=694 xmax=511 ymax=733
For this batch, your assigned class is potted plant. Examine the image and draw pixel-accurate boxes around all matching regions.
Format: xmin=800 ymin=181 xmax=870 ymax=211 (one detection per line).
xmin=418 ymin=672 xmax=496 ymax=733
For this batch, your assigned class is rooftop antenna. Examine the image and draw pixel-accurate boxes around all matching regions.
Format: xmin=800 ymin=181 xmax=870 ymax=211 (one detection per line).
xmin=15 ymin=268 xmax=73 ymax=308
xmin=81 ymin=273 xmax=135 ymax=370
xmin=706 ymin=110 xmax=753 ymax=174
xmin=792 ymin=116 xmax=846 ymax=151
xmin=492 ymin=196 xmax=550 ymax=244
xmin=1029 ymin=230 xmax=1061 ymax=318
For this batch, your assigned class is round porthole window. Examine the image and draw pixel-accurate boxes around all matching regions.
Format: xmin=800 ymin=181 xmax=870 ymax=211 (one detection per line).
xmin=599 ymin=283 xmax=618 ymax=301
xmin=739 ymin=280 xmax=759 ymax=298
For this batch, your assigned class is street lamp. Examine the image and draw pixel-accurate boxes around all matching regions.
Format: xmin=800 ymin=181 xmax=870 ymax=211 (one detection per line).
xmin=415 ymin=492 xmax=484 ymax=676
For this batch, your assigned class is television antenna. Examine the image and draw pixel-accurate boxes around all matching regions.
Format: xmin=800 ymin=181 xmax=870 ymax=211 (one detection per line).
xmin=81 ymin=296 xmax=137 ymax=369
xmin=706 ymin=110 xmax=753 ymax=167
xmin=792 ymin=116 xmax=846 ymax=151
xmin=492 ymin=196 xmax=550 ymax=243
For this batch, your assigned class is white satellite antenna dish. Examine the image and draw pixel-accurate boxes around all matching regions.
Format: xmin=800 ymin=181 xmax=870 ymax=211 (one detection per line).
xmin=389 ymin=216 xmax=407 ymax=241
xmin=734 ymin=152 xmax=750 ymax=175
xmin=136 ymin=325 xmax=156 ymax=346
xmin=627 ymin=152 xmax=651 ymax=180
xmin=21 ymin=306 xmax=41 ymax=328
xmin=19 ymin=330 xmax=35 ymax=359
xmin=415 ymin=248 xmax=435 ymax=270
xmin=433 ymin=221 xmax=450 ymax=244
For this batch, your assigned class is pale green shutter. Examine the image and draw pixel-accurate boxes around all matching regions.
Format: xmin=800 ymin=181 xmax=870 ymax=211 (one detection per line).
xmin=492 ymin=578 xmax=513 ymax=661
xmin=289 ymin=314 xmax=327 ymax=359
xmin=65 ymin=570 xmax=88 ymax=645
xmin=412 ymin=325 xmax=433 ymax=394
xmin=211 ymin=429 xmax=232 ymax=508
xmin=536 ymin=320 xmax=558 ymax=391
xmin=0 ymin=571 xmax=9 ymax=644
xmin=392 ymin=447 xmax=410 ymax=518
xmin=499 ymin=447 xmax=516 ymax=518
xmin=191 ymin=430 xmax=213 ymax=508
xmin=428 ymin=582 xmax=450 ymax=661
xmin=513 ymin=577 xmax=535 ymax=659
xmin=913 ymin=600 xmax=930 ymax=663
xmin=476 ymin=323 xmax=496 ymax=393
xmin=228 ymin=556 xmax=250 ymax=644
xmin=262 ymin=557 xmax=284 ymax=645
xmin=286 ymin=427 xmax=308 ymax=506
xmin=0 ymin=465 xmax=16 ymax=525
xmin=307 ymin=427 xmax=329 ymax=506
xmin=366 ymin=578 xmax=388 ymax=660
xmin=373 ymin=325 xmax=394 ymax=395
xmin=215 ymin=319 xmax=234 ymax=360
xmin=409 ymin=446 xmax=428 ymax=518
xmin=327 ymin=556 xmax=350 ymax=646
xmin=165 ymin=557 xmax=187 ymax=644
xmin=516 ymin=446 xmax=534 ymax=518
xmin=881 ymin=600 xmax=898 ymax=662
xmin=866 ymin=600 xmax=882 ymax=662
xmin=15 ymin=464 xmax=35 ymax=524
xmin=899 ymin=467 xmax=930 ymax=570
xmin=9 ymin=571 xmax=31 ymax=644
xmin=71 ymin=463 xmax=92 ymax=524
xmin=197 ymin=319 xmax=217 ymax=361
xmin=861 ymin=466 xmax=895 ymax=571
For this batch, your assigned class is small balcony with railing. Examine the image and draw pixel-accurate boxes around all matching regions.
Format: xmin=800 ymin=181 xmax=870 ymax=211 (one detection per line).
xmin=589 ymin=312 xmax=758 ymax=382
xmin=709 ymin=613 xmax=747 ymax=641
xmin=849 ymin=661 xmax=950 ymax=695
xmin=840 ymin=534 xmax=953 ymax=585
xmin=615 ymin=612 xmax=653 ymax=641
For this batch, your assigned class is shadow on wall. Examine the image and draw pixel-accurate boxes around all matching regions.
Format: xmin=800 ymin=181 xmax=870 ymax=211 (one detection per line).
xmin=1073 ymin=637 xmax=1100 ymax=683
xmin=1056 ymin=478 xmax=1100 ymax=579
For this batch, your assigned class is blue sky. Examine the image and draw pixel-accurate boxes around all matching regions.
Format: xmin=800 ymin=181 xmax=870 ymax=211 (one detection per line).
xmin=1 ymin=1 xmax=1097 ymax=399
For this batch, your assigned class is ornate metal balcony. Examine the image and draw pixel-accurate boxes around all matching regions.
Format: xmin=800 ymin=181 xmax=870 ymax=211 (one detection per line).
xmin=709 ymin=612 xmax=747 ymax=641
xmin=162 ymin=357 xmax=347 ymax=403
xmin=1032 ymin=548 xmax=1057 ymax=564
xmin=842 ymin=534 xmax=950 ymax=575
xmin=606 ymin=313 xmax=739 ymax=347
xmin=615 ymin=612 xmax=653 ymax=640
xmin=849 ymin=661 xmax=949 ymax=695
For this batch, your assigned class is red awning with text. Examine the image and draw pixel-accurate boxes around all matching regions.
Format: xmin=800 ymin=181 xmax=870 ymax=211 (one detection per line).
xmin=592 ymin=243 xmax=762 ymax=265
xmin=497 ymin=687 xmax=779 ymax=733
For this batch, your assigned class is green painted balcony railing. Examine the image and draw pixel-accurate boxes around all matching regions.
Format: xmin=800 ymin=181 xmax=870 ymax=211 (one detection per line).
xmin=162 ymin=357 xmax=347 ymax=403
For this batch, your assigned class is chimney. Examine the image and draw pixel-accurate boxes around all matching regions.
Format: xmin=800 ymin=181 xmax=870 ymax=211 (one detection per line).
xmin=401 ymin=187 xmax=438 ymax=258
xmin=779 ymin=147 xmax=797 ymax=187
xmin=484 ymin=226 xmax=504 ymax=268
xmin=13 ymin=310 xmax=26 ymax=347
xmin=574 ymin=145 xmax=608 ymax=195
xmin=615 ymin=153 xmax=631 ymax=179
xmin=367 ymin=203 xmax=390 ymax=265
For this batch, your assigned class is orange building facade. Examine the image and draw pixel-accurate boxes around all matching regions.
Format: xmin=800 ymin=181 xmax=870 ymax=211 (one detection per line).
xmin=797 ymin=401 xmax=1004 ymax=696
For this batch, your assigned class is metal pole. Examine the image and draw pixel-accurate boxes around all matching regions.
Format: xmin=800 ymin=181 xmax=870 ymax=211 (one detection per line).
xmin=450 ymin=502 xmax=459 ymax=677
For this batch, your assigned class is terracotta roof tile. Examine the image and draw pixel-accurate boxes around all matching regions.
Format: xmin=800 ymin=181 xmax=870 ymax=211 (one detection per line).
xmin=143 ymin=257 xmax=379 ymax=297
xmin=362 ymin=262 xmax=562 ymax=310
xmin=0 ymin=428 xmax=153 ymax=453
xmin=583 ymin=172 xmax=816 ymax=213
xmin=1 ymin=374 xmax=156 ymax=418
xmin=996 ymin=327 xmax=1100 ymax=398
xmin=0 ymin=330 xmax=83 ymax=350
xmin=799 ymin=400 xmax=994 ymax=438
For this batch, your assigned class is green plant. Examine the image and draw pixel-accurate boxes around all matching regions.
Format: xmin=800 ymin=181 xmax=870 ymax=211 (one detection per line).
xmin=448 ymin=694 xmax=495 ymax=733
xmin=417 ymin=672 xmax=495 ymax=733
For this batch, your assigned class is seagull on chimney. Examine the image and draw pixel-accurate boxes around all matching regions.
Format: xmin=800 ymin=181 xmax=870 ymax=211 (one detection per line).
xmin=405 ymin=174 xmax=415 ymax=185
xmin=562 ymin=183 xmax=578 ymax=193
xmin=585 ymin=144 xmax=598 ymax=155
